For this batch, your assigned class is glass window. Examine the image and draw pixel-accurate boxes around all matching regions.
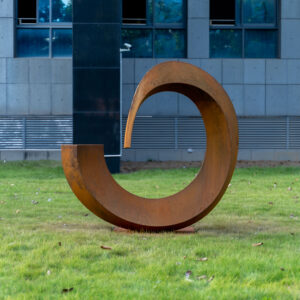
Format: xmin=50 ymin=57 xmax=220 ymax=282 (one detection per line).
xmin=210 ymin=0 xmax=235 ymax=25
xmin=52 ymin=0 xmax=72 ymax=23
xmin=122 ymin=0 xmax=186 ymax=58
xmin=210 ymin=29 xmax=242 ymax=58
xmin=16 ymin=0 xmax=72 ymax=58
xmin=122 ymin=29 xmax=153 ymax=58
xmin=245 ymin=30 xmax=277 ymax=58
xmin=209 ymin=0 xmax=278 ymax=58
xmin=52 ymin=29 xmax=72 ymax=57
xmin=123 ymin=0 xmax=147 ymax=24
xmin=17 ymin=29 xmax=49 ymax=57
xmin=243 ymin=0 xmax=276 ymax=24
xmin=18 ymin=0 xmax=36 ymax=23
xmin=39 ymin=0 xmax=49 ymax=23
xmin=155 ymin=29 xmax=185 ymax=58
xmin=154 ymin=0 xmax=184 ymax=24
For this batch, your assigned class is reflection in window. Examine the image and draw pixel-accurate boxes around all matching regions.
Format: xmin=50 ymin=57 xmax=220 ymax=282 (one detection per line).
xmin=209 ymin=0 xmax=278 ymax=58
xmin=16 ymin=0 xmax=72 ymax=57
xmin=154 ymin=0 xmax=184 ymax=23
xmin=17 ymin=29 xmax=49 ymax=57
xmin=155 ymin=29 xmax=185 ymax=58
xmin=243 ymin=0 xmax=275 ymax=24
xmin=210 ymin=29 xmax=242 ymax=58
xmin=122 ymin=29 xmax=153 ymax=57
xmin=39 ymin=0 xmax=49 ymax=22
xmin=122 ymin=0 xmax=186 ymax=58
xmin=52 ymin=29 xmax=72 ymax=57
xmin=245 ymin=30 xmax=277 ymax=58
xmin=52 ymin=0 xmax=72 ymax=22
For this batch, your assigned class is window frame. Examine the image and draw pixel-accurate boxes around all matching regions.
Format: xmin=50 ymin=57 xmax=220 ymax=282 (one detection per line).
xmin=122 ymin=0 xmax=187 ymax=58
xmin=15 ymin=0 xmax=72 ymax=58
xmin=209 ymin=0 xmax=280 ymax=58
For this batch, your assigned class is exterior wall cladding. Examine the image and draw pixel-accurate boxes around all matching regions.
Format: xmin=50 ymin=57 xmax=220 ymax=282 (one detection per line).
xmin=1 ymin=0 xmax=300 ymax=161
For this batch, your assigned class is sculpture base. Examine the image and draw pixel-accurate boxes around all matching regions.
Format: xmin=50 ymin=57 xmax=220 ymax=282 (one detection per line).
xmin=113 ymin=226 xmax=195 ymax=234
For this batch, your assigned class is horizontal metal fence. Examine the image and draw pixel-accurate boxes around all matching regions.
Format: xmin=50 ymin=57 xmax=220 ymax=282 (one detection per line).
xmin=0 ymin=116 xmax=72 ymax=150
xmin=122 ymin=116 xmax=300 ymax=150
xmin=0 ymin=115 xmax=300 ymax=150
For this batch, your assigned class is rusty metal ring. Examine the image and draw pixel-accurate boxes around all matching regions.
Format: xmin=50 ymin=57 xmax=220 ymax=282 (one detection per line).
xmin=61 ymin=61 xmax=238 ymax=231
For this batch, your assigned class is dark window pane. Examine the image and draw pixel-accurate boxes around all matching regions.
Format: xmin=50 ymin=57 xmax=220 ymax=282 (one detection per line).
xmin=39 ymin=0 xmax=49 ymax=23
xmin=17 ymin=29 xmax=49 ymax=57
xmin=210 ymin=29 xmax=242 ymax=58
xmin=52 ymin=29 xmax=72 ymax=57
xmin=155 ymin=29 xmax=185 ymax=58
xmin=154 ymin=0 xmax=184 ymax=23
xmin=148 ymin=0 xmax=153 ymax=25
xmin=52 ymin=0 xmax=72 ymax=22
xmin=122 ymin=29 xmax=153 ymax=58
xmin=210 ymin=0 xmax=235 ymax=25
xmin=123 ymin=0 xmax=147 ymax=24
xmin=245 ymin=30 xmax=277 ymax=58
xmin=243 ymin=0 xmax=276 ymax=24
xmin=18 ymin=0 xmax=36 ymax=23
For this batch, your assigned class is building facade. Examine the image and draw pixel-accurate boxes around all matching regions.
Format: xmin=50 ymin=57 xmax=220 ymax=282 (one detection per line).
xmin=0 ymin=0 xmax=300 ymax=161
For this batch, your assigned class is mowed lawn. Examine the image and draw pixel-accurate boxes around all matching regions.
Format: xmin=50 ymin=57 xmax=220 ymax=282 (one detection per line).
xmin=0 ymin=161 xmax=299 ymax=300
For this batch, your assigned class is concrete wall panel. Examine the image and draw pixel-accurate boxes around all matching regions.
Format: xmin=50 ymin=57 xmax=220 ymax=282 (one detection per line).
xmin=137 ymin=92 xmax=178 ymax=116
xmin=51 ymin=59 xmax=72 ymax=84
xmin=188 ymin=18 xmax=209 ymax=58
xmin=150 ymin=92 xmax=178 ymax=115
xmin=51 ymin=84 xmax=72 ymax=115
xmin=223 ymin=85 xmax=244 ymax=116
xmin=122 ymin=58 xmax=135 ymax=84
xmin=1 ymin=150 xmax=25 ymax=161
xmin=0 ymin=84 xmax=6 ymax=113
xmin=188 ymin=0 xmax=209 ymax=19
xmin=282 ymin=0 xmax=300 ymax=19
xmin=288 ymin=85 xmax=300 ymax=115
xmin=158 ymin=150 xmax=182 ymax=161
xmin=244 ymin=85 xmax=265 ymax=116
xmin=266 ymin=85 xmax=288 ymax=116
xmin=201 ymin=59 xmax=222 ymax=82
xmin=7 ymin=59 xmax=29 ymax=83
xmin=178 ymin=93 xmax=200 ymax=116
xmin=135 ymin=59 xmax=156 ymax=84
xmin=281 ymin=20 xmax=300 ymax=59
xmin=29 ymin=84 xmax=51 ymax=114
xmin=244 ymin=59 xmax=265 ymax=84
xmin=178 ymin=58 xmax=201 ymax=68
xmin=122 ymin=84 xmax=135 ymax=115
xmin=266 ymin=60 xmax=288 ymax=84
xmin=252 ymin=150 xmax=275 ymax=160
xmin=0 ymin=0 xmax=14 ymax=17
xmin=0 ymin=58 xmax=6 ymax=83
xmin=0 ymin=18 xmax=14 ymax=57
xmin=7 ymin=84 xmax=29 ymax=114
xmin=223 ymin=59 xmax=244 ymax=84
xmin=287 ymin=60 xmax=300 ymax=84
xmin=29 ymin=59 xmax=51 ymax=84
xmin=135 ymin=150 xmax=159 ymax=162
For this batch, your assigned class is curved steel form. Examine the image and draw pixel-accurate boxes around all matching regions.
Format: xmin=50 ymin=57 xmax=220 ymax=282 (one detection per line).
xmin=61 ymin=61 xmax=239 ymax=231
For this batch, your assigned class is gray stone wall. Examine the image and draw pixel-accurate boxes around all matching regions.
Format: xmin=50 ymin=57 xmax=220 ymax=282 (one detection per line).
xmin=1 ymin=0 xmax=300 ymax=161
xmin=0 ymin=0 xmax=72 ymax=116
xmin=122 ymin=0 xmax=300 ymax=118
xmin=0 ymin=58 xmax=72 ymax=115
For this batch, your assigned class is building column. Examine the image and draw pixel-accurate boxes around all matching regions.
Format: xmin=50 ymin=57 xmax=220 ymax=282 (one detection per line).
xmin=73 ymin=0 xmax=121 ymax=172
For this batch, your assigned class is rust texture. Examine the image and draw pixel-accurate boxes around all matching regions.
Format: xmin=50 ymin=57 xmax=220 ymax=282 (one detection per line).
xmin=61 ymin=61 xmax=239 ymax=232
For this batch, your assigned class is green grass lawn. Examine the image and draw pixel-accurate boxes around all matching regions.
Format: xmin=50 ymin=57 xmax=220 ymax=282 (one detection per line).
xmin=0 ymin=161 xmax=299 ymax=300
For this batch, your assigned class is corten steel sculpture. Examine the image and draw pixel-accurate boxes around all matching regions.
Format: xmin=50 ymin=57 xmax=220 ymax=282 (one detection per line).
xmin=61 ymin=61 xmax=239 ymax=232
